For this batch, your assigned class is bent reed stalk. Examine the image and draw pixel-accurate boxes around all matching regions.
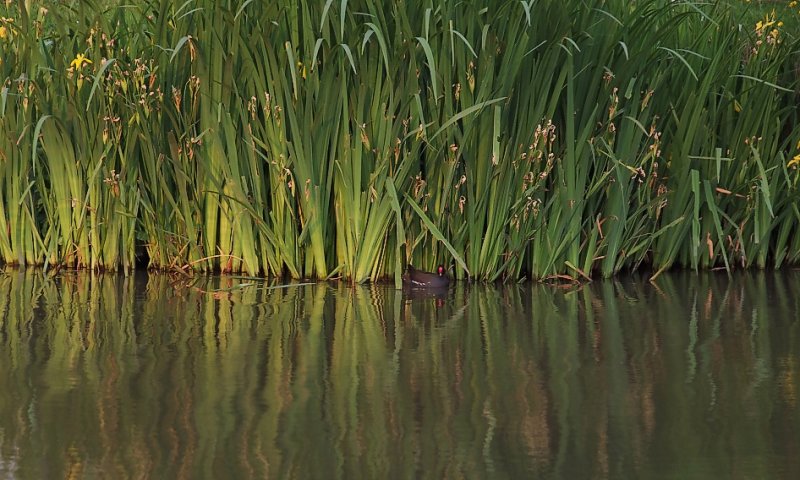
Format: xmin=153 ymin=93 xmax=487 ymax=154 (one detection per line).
xmin=0 ymin=0 xmax=799 ymax=282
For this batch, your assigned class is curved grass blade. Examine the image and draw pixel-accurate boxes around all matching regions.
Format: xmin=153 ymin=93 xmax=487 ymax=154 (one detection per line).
xmin=85 ymin=58 xmax=116 ymax=112
xmin=404 ymin=193 xmax=469 ymax=277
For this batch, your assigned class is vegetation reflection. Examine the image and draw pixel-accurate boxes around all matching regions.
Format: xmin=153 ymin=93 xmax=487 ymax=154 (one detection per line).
xmin=0 ymin=272 xmax=798 ymax=478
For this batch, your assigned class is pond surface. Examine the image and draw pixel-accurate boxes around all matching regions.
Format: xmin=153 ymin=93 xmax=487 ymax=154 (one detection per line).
xmin=0 ymin=271 xmax=798 ymax=479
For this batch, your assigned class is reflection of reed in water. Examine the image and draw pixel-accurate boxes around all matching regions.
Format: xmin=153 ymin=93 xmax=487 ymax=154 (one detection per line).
xmin=0 ymin=272 xmax=798 ymax=478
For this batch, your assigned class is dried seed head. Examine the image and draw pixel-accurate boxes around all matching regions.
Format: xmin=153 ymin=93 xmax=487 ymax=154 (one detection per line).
xmin=413 ymin=174 xmax=426 ymax=198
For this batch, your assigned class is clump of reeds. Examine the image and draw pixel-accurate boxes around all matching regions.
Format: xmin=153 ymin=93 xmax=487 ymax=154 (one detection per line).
xmin=0 ymin=0 xmax=798 ymax=282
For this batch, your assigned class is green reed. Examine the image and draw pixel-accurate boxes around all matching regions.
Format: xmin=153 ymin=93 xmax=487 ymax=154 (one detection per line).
xmin=0 ymin=0 xmax=798 ymax=281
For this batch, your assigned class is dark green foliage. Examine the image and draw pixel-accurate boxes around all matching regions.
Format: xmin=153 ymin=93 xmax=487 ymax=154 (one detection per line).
xmin=0 ymin=1 xmax=798 ymax=281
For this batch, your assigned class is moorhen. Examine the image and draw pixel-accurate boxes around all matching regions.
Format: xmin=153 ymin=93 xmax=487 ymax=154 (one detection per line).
xmin=402 ymin=264 xmax=450 ymax=288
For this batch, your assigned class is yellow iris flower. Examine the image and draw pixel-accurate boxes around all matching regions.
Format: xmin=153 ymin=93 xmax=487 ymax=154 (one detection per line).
xmin=70 ymin=53 xmax=92 ymax=70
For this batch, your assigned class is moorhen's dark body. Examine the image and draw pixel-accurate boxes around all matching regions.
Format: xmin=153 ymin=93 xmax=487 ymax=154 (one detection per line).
xmin=402 ymin=264 xmax=450 ymax=288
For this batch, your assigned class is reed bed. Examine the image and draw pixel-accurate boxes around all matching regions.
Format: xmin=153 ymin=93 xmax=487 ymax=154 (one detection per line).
xmin=0 ymin=0 xmax=798 ymax=282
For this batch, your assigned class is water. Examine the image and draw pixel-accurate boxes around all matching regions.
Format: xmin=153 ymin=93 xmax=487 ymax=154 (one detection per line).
xmin=0 ymin=270 xmax=798 ymax=479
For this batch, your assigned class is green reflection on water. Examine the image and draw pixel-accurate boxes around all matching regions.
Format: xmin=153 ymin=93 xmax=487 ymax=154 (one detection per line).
xmin=0 ymin=271 xmax=798 ymax=478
